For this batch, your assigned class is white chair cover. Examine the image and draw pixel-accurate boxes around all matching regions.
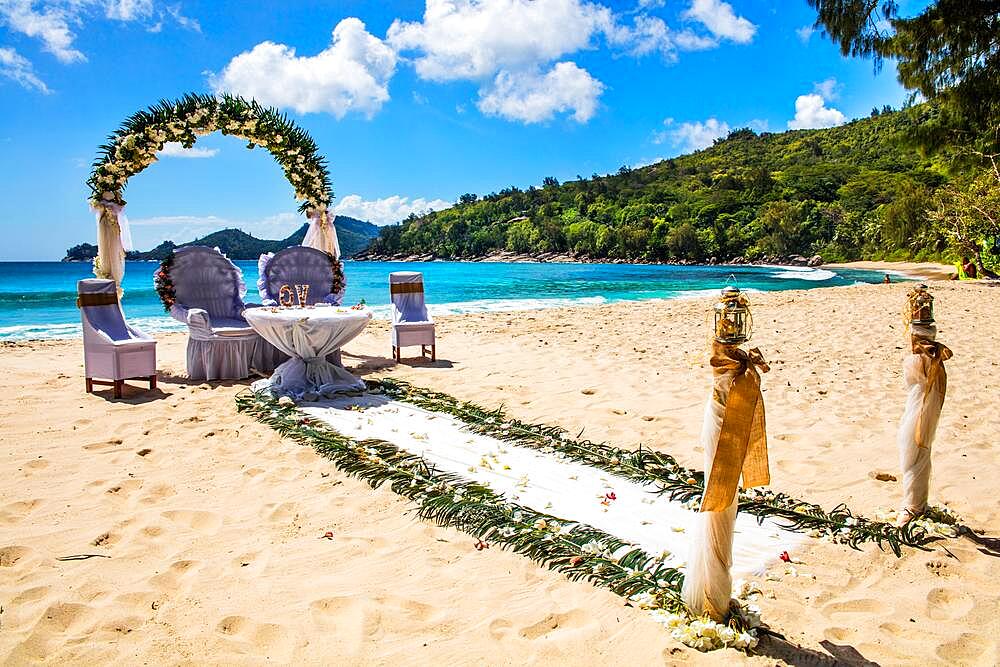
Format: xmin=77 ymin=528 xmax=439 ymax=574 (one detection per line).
xmin=78 ymin=278 xmax=156 ymax=382
xmin=167 ymin=246 xmax=284 ymax=380
xmin=390 ymin=271 xmax=435 ymax=350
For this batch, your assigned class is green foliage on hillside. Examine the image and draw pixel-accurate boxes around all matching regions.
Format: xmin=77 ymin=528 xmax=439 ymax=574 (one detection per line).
xmin=368 ymin=107 xmax=954 ymax=263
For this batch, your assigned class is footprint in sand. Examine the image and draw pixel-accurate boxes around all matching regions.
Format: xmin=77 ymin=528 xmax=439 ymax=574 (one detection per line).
xmin=926 ymin=587 xmax=974 ymax=621
xmin=488 ymin=618 xmax=513 ymax=639
xmin=148 ymin=559 xmax=201 ymax=592
xmin=820 ymin=598 xmax=890 ymax=622
xmin=936 ymin=632 xmax=990 ymax=663
xmin=216 ymin=615 xmax=296 ymax=659
xmin=0 ymin=498 xmax=42 ymax=525
xmin=161 ymin=509 xmax=222 ymax=533
xmin=0 ymin=545 xmax=34 ymax=567
xmin=139 ymin=483 xmax=176 ymax=505
xmin=519 ymin=609 xmax=590 ymax=640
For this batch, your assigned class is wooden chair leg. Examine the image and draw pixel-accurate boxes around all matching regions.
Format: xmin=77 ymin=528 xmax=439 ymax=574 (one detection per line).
xmin=113 ymin=380 xmax=123 ymax=399
xmin=431 ymin=344 xmax=436 ymax=362
xmin=85 ymin=377 xmax=93 ymax=393
xmin=149 ymin=375 xmax=157 ymax=390
xmin=394 ymin=346 xmax=400 ymax=363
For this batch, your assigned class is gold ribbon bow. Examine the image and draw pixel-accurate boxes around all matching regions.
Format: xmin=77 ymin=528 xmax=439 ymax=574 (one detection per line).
xmin=701 ymin=342 xmax=771 ymax=512
xmin=911 ymin=335 xmax=953 ymax=448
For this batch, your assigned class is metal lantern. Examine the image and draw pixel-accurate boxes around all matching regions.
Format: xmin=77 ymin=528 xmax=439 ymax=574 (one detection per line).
xmin=714 ymin=286 xmax=752 ymax=344
xmin=908 ymin=284 xmax=935 ymax=324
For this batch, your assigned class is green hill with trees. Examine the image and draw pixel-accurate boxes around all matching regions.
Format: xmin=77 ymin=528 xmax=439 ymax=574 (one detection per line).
xmin=365 ymin=106 xmax=953 ymax=264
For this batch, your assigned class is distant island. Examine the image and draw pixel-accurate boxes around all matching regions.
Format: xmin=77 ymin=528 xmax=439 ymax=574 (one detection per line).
xmin=64 ymin=215 xmax=379 ymax=262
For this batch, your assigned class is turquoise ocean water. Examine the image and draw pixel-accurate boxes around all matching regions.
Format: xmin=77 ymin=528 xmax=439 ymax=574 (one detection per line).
xmin=0 ymin=260 xmax=895 ymax=340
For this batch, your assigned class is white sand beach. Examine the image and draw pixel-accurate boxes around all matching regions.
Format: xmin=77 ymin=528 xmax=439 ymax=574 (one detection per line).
xmin=2 ymin=279 xmax=999 ymax=665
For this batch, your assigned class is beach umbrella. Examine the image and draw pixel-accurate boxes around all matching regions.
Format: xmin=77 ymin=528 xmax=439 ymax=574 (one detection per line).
xmin=683 ymin=287 xmax=770 ymax=622
xmin=897 ymin=285 xmax=952 ymax=521
xmin=303 ymin=208 xmax=341 ymax=260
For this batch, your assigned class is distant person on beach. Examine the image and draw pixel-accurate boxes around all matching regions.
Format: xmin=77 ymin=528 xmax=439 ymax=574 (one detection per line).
xmin=883 ymin=274 xmax=891 ymax=284
xmin=962 ymin=258 xmax=978 ymax=279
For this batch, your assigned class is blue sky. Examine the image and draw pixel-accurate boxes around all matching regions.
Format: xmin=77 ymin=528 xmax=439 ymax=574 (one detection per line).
xmin=0 ymin=0 xmax=922 ymax=260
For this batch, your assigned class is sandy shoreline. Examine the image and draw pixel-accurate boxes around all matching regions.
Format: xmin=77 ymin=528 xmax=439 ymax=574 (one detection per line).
xmin=2 ymin=279 xmax=998 ymax=665
xmin=824 ymin=260 xmax=958 ymax=281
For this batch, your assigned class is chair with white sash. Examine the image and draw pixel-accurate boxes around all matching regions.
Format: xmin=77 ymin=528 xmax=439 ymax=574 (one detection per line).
xmin=166 ymin=246 xmax=284 ymax=380
xmin=78 ymin=278 xmax=157 ymax=398
xmin=389 ymin=271 xmax=436 ymax=362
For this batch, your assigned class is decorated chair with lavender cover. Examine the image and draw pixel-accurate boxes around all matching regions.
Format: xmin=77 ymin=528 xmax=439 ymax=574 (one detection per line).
xmin=389 ymin=271 xmax=436 ymax=362
xmin=256 ymin=246 xmax=345 ymax=306
xmin=163 ymin=246 xmax=284 ymax=380
xmin=257 ymin=245 xmax=347 ymax=365
xmin=78 ymin=278 xmax=157 ymax=398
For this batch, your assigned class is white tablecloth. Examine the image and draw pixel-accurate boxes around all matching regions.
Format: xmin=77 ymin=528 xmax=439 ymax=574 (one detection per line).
xmin=244 ymin=306 xmax=372 ymax=399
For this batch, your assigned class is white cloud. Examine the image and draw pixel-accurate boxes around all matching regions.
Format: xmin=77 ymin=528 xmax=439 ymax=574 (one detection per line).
xmin=477 ymin=61 xmax=603 ymax=123
xmin=165 ymin=3 xmax=199 ymax=32
xmin=0 ymin=46 xmax=49 ymax=92
xmin=787 ymin=93 xmax=846 ymax=130
xmin=385 ymin=0 xmax=754 ymax=124
xmin=209 ymin=18 xmax=396 ymax=118
xmin=813 ymin=76 xmax=839 ymax=100
xmin=0 ymin=0 xmax=85 ymax=63
xmin=387 ymin=0 xmax=611 ymax=82
xmin=105 ymin=0 xmax=153 ymax=21
xmin=655 ymin=116 xmax=730 ymax=152
xmin=796 ymin=24 xmax=814 ymax=43
xmin=682 ymin=0 xmax=756 ymax=44
xmin=158 ymin=142 xmax=218 ymax=158
xmin=333 ymin=194 xmax=452 ymax=226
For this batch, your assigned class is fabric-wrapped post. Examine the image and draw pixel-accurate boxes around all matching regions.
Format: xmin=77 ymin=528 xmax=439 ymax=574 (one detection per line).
xmin=78 ymin=278 xmax=156 ymax=398
xmin=897 ymin=322 xmax=952 ymax=519
xmin=390 ymin=271 xmax=436 ymax=362
xmin=683 ymin=342 xmax=770 ymax=622
xmin=90 ymin=200 xmax=133 ymax=291
xmin=303 ymin=208 xmax=341 ymax=259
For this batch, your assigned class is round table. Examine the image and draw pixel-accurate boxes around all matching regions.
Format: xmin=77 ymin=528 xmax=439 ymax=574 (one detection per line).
xmin=243 ymin=305 xmax=372 ymax=400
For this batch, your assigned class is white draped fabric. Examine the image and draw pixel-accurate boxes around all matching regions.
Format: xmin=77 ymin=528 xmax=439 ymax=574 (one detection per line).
xmin=898 ymin=323 xmax=948 ymax=517
xmin=300 ymin=395 xmax=801 ymax=579
xmin=303 ymin=208 xmax=341 ymax=259
xmin=683 ymin=369 xmax=739 ymax=621
xmin=91 ymin=201 xmax=133 ymax=289
xmin=245 ymin=307 xmax=371 ymax=398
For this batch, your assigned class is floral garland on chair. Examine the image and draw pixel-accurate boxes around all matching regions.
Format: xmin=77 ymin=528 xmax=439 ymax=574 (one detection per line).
xmin=327 ymin=252 xmax=346 ymax=299
xmin=88 ymin=92 xmax=332 ymax=213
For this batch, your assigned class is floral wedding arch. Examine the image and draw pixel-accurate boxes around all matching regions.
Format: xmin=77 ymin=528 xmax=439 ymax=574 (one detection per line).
xmin=87 ymin=92 xmax=341 ymax=287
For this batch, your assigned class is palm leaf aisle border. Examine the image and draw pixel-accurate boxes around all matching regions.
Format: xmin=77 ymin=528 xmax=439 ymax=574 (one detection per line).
xmin=373 ymin=378 xmax=957 ymax=555
xmin=236 ymin=389 xmax=767 ymax=651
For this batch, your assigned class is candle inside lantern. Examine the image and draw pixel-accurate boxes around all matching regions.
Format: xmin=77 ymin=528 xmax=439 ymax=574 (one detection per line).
xmin=908 ymin=284 xmax=934 ymax=324
xmin=714 ymin=286 xmax=752 ymax=345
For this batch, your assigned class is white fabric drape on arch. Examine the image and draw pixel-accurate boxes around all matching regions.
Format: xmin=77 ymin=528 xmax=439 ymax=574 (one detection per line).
xmin=303 ymin=208 xmax=341 ymax=259
xmin=90 ymin=201 xmax=133 ymax=290
xmin=898 ymin=323 xmax=951 ymax=517
xmin=682 ymin=368 xmax=738 ymax=621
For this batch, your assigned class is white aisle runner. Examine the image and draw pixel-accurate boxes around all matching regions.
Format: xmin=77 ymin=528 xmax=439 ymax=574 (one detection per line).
xmin=302 ymin=395 xmax=802 ymax=577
